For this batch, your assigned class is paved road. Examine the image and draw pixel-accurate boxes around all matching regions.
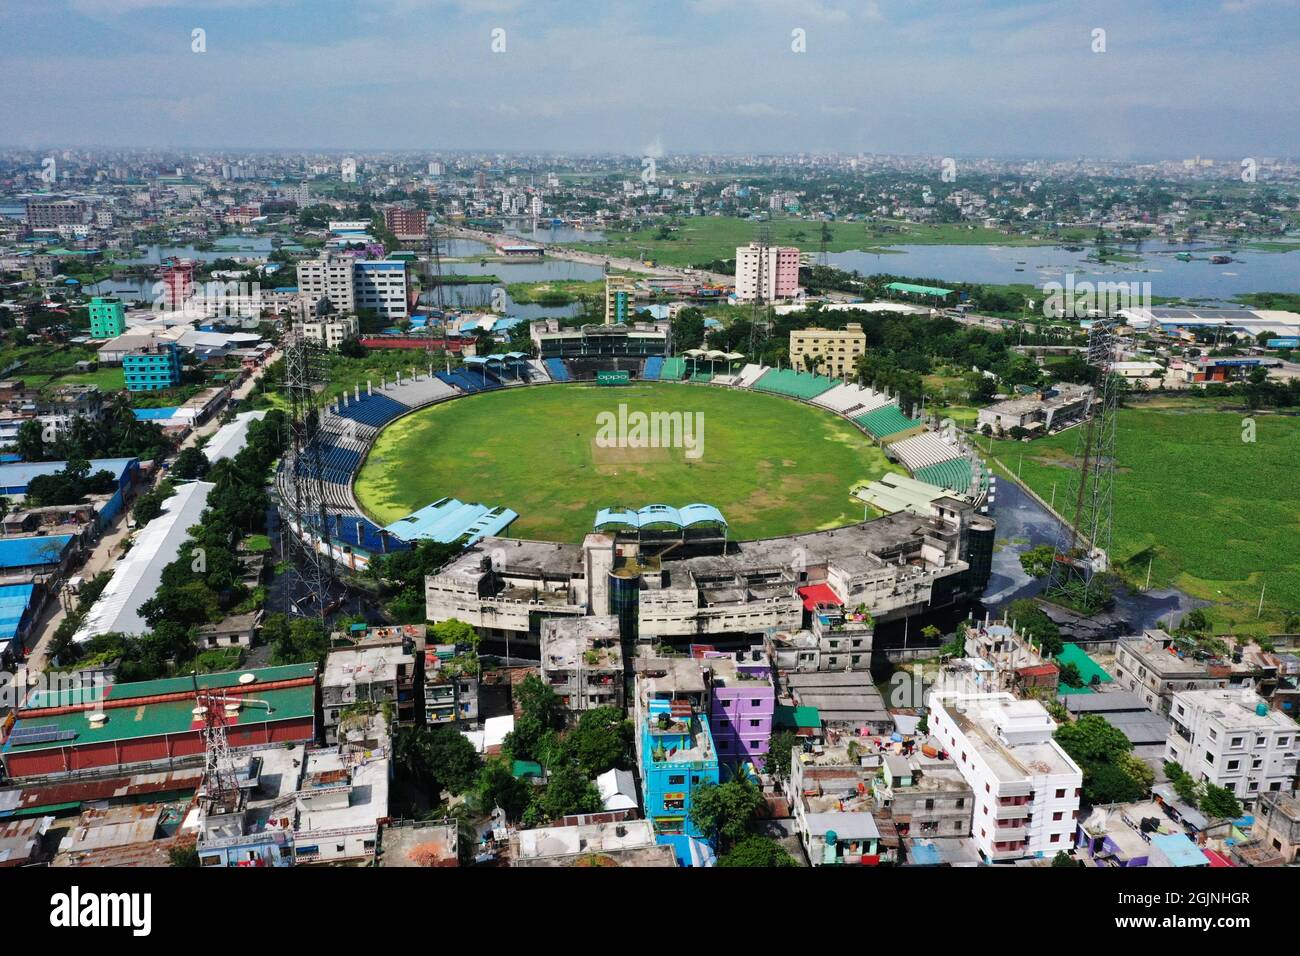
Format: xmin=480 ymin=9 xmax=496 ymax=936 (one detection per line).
xmin=17 ymin=352 xmax=278 ymax=679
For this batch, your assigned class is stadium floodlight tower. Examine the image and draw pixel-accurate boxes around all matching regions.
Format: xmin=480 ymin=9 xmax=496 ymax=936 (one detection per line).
xmin=1043 ymin=315 xmax=1120 ymax=613
xmin=748 ymin=222 xmax=772 ymax=359
xmin=279 ymin=314 xmax=336 ymax=628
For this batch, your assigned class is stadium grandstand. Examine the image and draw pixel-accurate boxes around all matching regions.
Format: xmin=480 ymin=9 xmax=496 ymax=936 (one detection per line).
xmin=853 ymin=404 xmax=922 ymax=440
xmin=750 ymin=368 xmax=838 ymax=401
xmin=275 ymin=350 xmax=992 ymax=574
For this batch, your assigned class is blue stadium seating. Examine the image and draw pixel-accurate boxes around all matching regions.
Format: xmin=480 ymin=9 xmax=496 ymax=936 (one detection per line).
xmin=642 ymin=356 xmax=664 ymax=380
xmin=545 ymin=358 xmax=571 ymax=382
xmin=335 ymin=392 xmax=409 ymax=428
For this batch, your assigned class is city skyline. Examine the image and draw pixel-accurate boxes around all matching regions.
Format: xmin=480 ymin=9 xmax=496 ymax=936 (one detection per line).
xmin=1 ymin=0 xmax=1299 ymax=158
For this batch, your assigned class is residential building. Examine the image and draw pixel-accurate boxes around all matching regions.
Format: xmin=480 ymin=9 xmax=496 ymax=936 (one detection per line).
xmin=291 ymin=746 xmax=391 ymax=865
xmin=300 ymin=315 xmax=359 ymax=350
xmin=296 ymin=253 xmax=356 ymax=314
xmin=354 ymin=260 xmax=409 ymax=319
xmin=786 ymin=736 xmax=897 ymax=865
xmin=927 ymin=692 xmax=1083 ymax=861
xmin=424 ymin=643 xmax=479 ymax=726
xmin=88 ymin=296 xmax=126 ymax=338
xmin=1254 ymin=789 xmax=1300 ymax=863
xmin=789 ymin=323 xmax=867 ymax=379
xmin=604 ymin=274 xmax=636 ymax=325
xmin=872 ymin=753 xmax=974 ymax=842
xmin=702 ymin=648 xmax=774 ymax=771
xmin=384 ymin=206 xmax=428 ymax=240
xmin=734 ymin=242 xmax=800 ymax=302
xmin=1114 ymin=629 xmax=1239 ymax=714
xmin=321 ymin=629 xmax=418 ymax=744
xmin=25 ymin=199 xmax=85 ymax=230
xmin=634 ymin=663 xmax=719 ymax=862
xmin=122 ymin=341 xmax=182 ymax=391
xmin=511 ymin=819 xmax=676 ymax=867
xmin=539 ymin=615 xmax=625 ymax=713
xmin=1164 ymin=688 xmax=1299 ymax=805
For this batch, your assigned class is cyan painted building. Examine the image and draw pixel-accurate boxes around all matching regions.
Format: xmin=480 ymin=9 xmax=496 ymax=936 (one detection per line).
xmin=640 ymin=698 xmax=719 ymax=863
xmin=123 ymin=341 xmax=182 ymax=391
xmin=88 ymin=296 xmax=126 ymax=338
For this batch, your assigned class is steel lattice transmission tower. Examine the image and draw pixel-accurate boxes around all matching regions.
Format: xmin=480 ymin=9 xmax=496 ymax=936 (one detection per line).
xmin=1044 ymin=316 xmax=1120 ymax=613
xmin=278 ymin=315 xmax=335 ymax=627
xmin=748 ymin=223 xmax=772 ymax=359
xmin=197 ymin=692 xmax=239 ymax=805
xmin=428 ymin=216 xmax=447 ymax=312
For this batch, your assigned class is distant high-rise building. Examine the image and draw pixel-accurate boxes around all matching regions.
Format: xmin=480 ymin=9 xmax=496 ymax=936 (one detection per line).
xmin=384 ymin=206 xmax=428 ymax=241
xmin=604 ymin=275 xmax=636 ymax=325
xmin=734 ymin=242 xmax=800 ymax=303
xmin=25 ymin=199 xmax=85 ymax=230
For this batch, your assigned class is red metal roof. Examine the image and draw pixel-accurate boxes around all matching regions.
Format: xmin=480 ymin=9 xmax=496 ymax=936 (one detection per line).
xmin=798 ymin=584 xmax=843 ymax=612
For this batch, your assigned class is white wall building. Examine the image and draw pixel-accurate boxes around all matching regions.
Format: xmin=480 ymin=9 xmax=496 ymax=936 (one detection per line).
xmin=354 ymin=260 xmax=409 ymax=319
xmin=1165 ymin=688 xmax=1299 ymax=806
xmin=296 ymin=254 xmax=356 ymax=314
xmin=927 ymin=692 xmax=1082 ymax=862
xmin=734 ymin=242 xmax=800 ymax=303
xmin=301 ymin=316 xmax=360 ymax=350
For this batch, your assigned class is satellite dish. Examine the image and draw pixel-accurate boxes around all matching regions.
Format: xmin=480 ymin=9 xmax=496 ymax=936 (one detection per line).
xmin=238 ymin=673 xmax=256 ymax=685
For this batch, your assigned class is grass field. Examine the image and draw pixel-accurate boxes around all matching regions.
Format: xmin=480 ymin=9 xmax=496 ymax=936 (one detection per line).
xmin=985 ymin=401 xmax=1300 ymax=635
xmin=562 ymin=216 xmax=1045 ymax=268
xmin=354 ymin=382 xmax=903 ymax=542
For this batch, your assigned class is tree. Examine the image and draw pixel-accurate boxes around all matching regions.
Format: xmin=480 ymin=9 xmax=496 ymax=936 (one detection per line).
xmin=567 ymin=706 xmax=633 ymax=778
xmin=719 ymin=835 xmax=798 ymax=868
xmin=1058 ymin=661 xmax=1084 ymax=689
xmin=536 ymin=763 xmax=602 ymax=822
xmin=1200 ymin=783 xmax=1242 ymax=820
xmin=1051 ymin=850 xmax=1081 ymax=868
xmin=171 ymin=446 xmax=210 ymax=480
xmin=506 ymin=673 xmax=563 ymax=762
xmin=394 ymin=724 xmax=482 ymax=798
xmin=765 ymin=730 xmax=800 ymax=785
xmin=476 ymin=759 xmax=531 ymax=821
xmin=1055 ymin=714 xmax=1149 ymax=804
xmin=15 ymin=419 xmax=45 ymax=462
xmin=1019 ymin=544 xmax=1056 ymax=578
xmin=689 ymin=780 xmax=766 ymax=848
xmin=1006 ymin=598 xmax=1063 ymax=657
xmin=168 ymin=843 xmax=200 ymax=867
xmin=431 ymin=617 xmax=479 ymax=649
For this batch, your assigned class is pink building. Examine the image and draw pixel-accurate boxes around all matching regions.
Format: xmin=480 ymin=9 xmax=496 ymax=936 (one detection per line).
xmin=735 ymin=242 xmax=801 ymax=302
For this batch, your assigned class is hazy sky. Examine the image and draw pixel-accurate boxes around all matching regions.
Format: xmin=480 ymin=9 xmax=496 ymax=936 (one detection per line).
xmin=2 ymin=0 xmax=1299 ymax=159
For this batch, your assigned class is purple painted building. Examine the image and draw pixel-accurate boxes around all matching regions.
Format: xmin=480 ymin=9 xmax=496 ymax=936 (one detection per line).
xmin=702 ymin=647 xmax=775 ymax=773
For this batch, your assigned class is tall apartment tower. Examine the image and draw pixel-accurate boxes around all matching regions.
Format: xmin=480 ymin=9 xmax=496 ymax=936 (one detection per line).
xmin=734 ymin=242 xmax=800 ymax=303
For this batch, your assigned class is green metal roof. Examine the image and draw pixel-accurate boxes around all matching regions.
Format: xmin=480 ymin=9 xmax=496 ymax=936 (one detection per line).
xmin=24 ymin=662 xmax=317 ymax=710
xmin=886 ymin=282 xmax=954 ymax=297
xmin=774 ymin=704 xmax=821 ymax=730
xmin=1054 ymin=643 xmax=1113 ymax=688
xmin=512 ymin=760 xmax=544 ymax=779
xmin=4 ymin=664 xmax=317 ymax=755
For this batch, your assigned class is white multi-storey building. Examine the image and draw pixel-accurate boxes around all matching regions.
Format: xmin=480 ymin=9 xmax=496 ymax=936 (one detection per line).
xmin=301 ymin=316 xmax=359 ymax=350
xmin=927 ymin=692 xmax=1083 ymax=862
xmin=1164 ymin=688 xmax=1298 ymax=806
xmin=353 ymin=260 xmax=409 ymax=320
xmin=296 ymin=254 xmax=356 ymax=314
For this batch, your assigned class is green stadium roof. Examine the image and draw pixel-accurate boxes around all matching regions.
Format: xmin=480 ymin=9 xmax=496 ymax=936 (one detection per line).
xmin=886 ymin=282 xmax=954 ymax=297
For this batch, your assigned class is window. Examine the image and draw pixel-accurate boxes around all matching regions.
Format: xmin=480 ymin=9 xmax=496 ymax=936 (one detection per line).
xmin=668 ymin=775 xmax=685 ymax=785
xmin=1050 ymin=833 xmax=1061 ymax=843
xmin=1052 ymin=811 xmax=1063 ymax=821
xmin=1055 ymin=789 xmax=1065 ymax=799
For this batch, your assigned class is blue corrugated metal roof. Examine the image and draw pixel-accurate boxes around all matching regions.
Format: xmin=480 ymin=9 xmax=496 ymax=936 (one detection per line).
xmin=383 ymin=497 xmax=518 ymax=544
xmin=0 ymin=458 xmax=136 ymax=494
xmin=0 ymin=535 xmax=74 ymax=570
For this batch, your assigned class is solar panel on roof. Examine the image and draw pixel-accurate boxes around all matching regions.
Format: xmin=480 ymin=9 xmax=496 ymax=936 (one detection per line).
xmin=7 ymin=723 xmax=77 ymax=746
